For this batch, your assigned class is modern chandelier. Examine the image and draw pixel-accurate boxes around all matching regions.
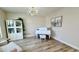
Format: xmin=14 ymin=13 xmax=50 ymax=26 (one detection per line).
xmin=28 ymin=7 xmax=38 ymax=16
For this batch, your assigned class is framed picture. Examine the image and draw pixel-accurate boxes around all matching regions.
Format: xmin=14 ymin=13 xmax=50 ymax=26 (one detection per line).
xmin=51 ymin=16 xmax=62 ymax=27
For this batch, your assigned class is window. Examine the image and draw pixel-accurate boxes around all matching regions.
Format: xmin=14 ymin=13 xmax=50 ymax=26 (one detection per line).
xmin=0 ymin=26 xmax=2 ymax=38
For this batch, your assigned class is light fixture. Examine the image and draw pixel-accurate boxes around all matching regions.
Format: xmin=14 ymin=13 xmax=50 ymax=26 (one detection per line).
xmin=28 ymin=7 xmax=38 ymax=16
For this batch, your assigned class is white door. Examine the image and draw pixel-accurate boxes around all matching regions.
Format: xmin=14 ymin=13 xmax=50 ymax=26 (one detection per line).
xmin=6 ymin=20 xmax=23 ymax=40
xmin=15 ymin=20 xmax=23 ymax=40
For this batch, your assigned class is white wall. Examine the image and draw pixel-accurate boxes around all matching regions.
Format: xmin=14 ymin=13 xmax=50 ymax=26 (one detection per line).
xmin=46 ymin=7 xmax=79 ymax=50
xmin=2 ymin=8 xmax=79 ymax=50
xmin=2 ymin=7 xmax=79 ymax=50
xmin=7 ymin=13 xmax=46 ymax=37
xmin=0 ymin=9 xmax=7 ymax=39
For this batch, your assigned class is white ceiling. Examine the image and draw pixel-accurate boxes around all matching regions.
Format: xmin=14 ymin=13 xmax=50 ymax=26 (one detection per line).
xmin=0 ymin=7 xmax=62 ymax=16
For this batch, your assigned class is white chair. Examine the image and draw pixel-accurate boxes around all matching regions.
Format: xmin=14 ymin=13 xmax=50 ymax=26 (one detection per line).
xmin=40 ymin=34 xmax=46 ymax=40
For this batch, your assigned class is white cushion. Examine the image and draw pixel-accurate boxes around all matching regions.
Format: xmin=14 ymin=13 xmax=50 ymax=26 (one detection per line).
xmin=40 ymin=35 xmax=46 ymax=38
xmin=0 ymin=42 xmax=22 ymax=52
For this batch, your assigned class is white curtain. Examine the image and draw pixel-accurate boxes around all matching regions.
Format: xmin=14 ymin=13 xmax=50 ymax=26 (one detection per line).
xmin=0 ymin=26 xmax=2 ymax=38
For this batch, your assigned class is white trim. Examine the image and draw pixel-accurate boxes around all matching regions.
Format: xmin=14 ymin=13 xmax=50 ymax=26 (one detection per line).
xmin=26 ymin=34 xmax=35 ymax=37
xmin=52 ymin=36 xmax=79 ymax=50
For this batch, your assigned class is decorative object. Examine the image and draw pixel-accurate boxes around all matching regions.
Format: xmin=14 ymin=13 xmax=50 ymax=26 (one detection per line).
xmin=51 ymin=16 xmax=62 ymax=27
xmin=28 ymin=7 xmax=38 ymax=16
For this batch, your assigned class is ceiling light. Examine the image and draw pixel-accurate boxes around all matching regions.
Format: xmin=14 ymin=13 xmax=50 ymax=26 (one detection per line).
xmin=28 ymin=7 xmax=38 ymax=16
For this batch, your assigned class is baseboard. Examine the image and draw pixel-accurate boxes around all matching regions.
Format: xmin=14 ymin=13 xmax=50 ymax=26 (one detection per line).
xmin=52 ymin=36 xmax=79 ymax=50
xmin=25 ymin=35 xmax=35 ymax=38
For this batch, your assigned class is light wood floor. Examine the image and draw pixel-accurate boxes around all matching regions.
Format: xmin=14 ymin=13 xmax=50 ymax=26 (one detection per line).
xmin=14 ymin=37 xmax=79 ymax=52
